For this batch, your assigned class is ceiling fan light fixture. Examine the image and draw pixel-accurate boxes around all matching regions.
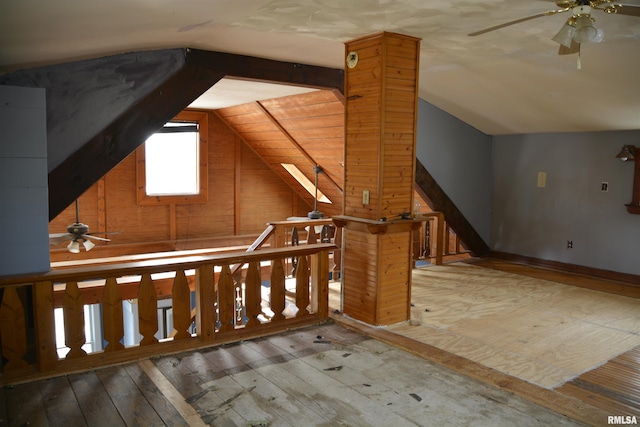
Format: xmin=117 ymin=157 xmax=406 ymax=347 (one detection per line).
xmin=67 ymin=240 xmax=81 ymax=254
xmin=82 ymin=239 xmax=95 ymax=251
xmin=552 ymin=22 xmax=576 ymax=48
xmin=573 ymin=15 xmax=602 ymax=43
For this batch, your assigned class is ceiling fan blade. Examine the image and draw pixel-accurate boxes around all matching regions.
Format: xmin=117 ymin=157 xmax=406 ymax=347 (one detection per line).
xmin=468 ymin=9 xmax=569 ymax=36
xmin=49 ymin=233 xmax=72 ymax=245
xmin=558 ymin=39 xmax=580 ymax=55
xmin=87 ymin=231 xmax=121 ymax=236
xmin=84 ymin=234 xmax=111 ymax=242
xmin=613 ymin=4 xmax=640 ymax=17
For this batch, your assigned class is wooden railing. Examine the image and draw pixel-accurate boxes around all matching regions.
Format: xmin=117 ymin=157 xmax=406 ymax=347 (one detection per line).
xmin=246 ymin=218 xmax=341 ymax=279
xmin=412 ymin=212 xmax=469 ymax=265
xmin=0 ymin=243 xmax=334 ymax=385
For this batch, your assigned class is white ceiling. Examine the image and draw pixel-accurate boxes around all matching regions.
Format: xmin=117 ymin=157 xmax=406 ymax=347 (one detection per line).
xmin=1 ymin=0 xmax=639 ymax=135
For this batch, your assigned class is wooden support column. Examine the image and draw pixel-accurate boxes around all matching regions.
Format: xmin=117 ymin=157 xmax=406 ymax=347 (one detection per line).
xmin=340 ymin=32 xmax=421 ymax=326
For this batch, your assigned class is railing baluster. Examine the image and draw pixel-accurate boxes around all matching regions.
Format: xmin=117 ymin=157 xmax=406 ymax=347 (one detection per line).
xmin=234 ymin=283 xmax=245 ymax=327
xmin=218 ymin=264 xmax=235 ymax=332
xmin=103 ymin=277 xmax=125 ymax=352
xmin=307 ymin=226 xmax=317 ymax=244
xmin=0 ymin=286 xmax=29 ymax=370
xmin=295 ymin=254 xmax=310 ymax=317
xmin=311 ymin=250 xmax=330 ymax=318
xmin=63 ymin=281 xmax=87 ymax=359
xmin=33 ymin=281 xmax=58 ymax=372
xmin=138 ymin=274 xmax=158 ymax=346
xmin=244 ymin=261 xmax=262 ymax=327
xmin=270 ymin=258 xmax=286 ymax=321
xmin=172 ymin=269 xmax=191 ymax=340
xmin=195 ymin=265 xmax=215 ymax=342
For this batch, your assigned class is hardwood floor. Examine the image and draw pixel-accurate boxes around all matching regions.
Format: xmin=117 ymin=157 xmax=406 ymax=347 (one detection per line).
xmin=2 ymin=258 xmax=636 ymax=426
xmin=0 ymin=323 xmax=585 ymax=427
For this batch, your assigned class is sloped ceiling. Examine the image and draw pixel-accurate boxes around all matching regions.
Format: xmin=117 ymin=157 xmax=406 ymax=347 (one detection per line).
xmin=1 ymin=0 xmax=639 ymax=135
xmin=216 ymin=90 xmax=345 ymax=218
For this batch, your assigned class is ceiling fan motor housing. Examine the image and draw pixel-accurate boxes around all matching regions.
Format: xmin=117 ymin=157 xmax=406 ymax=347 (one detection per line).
xmin=67 ymin=223 xmax=89 ymax=235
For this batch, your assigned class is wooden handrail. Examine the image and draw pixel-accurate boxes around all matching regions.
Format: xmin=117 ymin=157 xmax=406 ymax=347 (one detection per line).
xmin=0 ymin=243 xmax=335 ymax=385
xmin=0 ymin=244 xmax=334 ymax=287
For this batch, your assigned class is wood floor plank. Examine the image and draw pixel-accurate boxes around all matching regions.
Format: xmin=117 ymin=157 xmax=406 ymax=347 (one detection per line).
xmin=230 ymin=367 xmax=330 ymax=426
xmin=202 ymin=373 xmax=293 ymax=426
xmin=38 ymin=376 xmax=87 ymax=426
xmin=556 ymin=382 xmax=639 ymax=416
xmin=301 ymin=336 xmax=580 ymax=427
xmin=135 ymin=360 xmax=205 ymax=427
xmin=151 ymin=354 xmax=209 ymax=400
xmin=68 ymin=371 xmax=126 ymax=427
xmin=95 ymin=365 xmax=167 ymax=427
xmin=123 ymin=363 xmax=190 ymax=427
xmin=4 ymin=381 xmax=49 ymax=426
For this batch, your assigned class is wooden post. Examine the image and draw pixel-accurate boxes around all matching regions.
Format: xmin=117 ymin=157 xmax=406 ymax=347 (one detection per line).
xmin=341 ymin=32 xmax=421 ymax=325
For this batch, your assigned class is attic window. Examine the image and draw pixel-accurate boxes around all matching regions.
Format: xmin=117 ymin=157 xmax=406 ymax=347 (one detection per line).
xmin=281 ymin=163 xmax=331 ymax=204
xmin=136 ymin=110 xmax=208 ymax=205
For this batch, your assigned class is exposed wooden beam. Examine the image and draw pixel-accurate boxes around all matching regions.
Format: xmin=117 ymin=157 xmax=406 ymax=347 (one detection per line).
xmin=186 ymin=49 xmax=344 ymax=93
xmin=48 ymin=63 xmax=225 ymax=219
xmin=414 ymin=158 xmax=490 ymax=257
xmin=44 ymin=49 xmax=345 ymax=220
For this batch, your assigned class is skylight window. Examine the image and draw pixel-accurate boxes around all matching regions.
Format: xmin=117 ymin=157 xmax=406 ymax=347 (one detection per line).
xmin=281 ymin=163 xmax=331 ymax=204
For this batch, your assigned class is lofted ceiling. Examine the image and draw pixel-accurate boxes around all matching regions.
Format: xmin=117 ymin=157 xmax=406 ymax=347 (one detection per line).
xmin=1 ymin=0 xmax=639 ymax=136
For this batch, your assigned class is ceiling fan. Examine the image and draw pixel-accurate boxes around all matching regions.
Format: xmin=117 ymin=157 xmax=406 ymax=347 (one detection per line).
xmin=469 ymin=1 xmax=640 ymax=56
xmin=49 ymin=200 xmax=113 ymax=253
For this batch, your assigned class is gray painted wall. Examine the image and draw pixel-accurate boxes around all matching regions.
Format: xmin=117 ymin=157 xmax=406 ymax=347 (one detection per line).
xmin=492 ymin=130 xmax=640 ymax=276
xmin=0 ymin=85 xmax=50 ymax=276
xmin=416 ymin=99 xmax=493 ymax=243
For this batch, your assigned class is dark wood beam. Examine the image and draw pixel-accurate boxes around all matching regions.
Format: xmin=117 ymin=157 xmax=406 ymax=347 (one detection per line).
xmin=414 ymin=159 xmax=490 ymax=257
xmin=186 ymin=49 xmax=344 ymax=93
xmin=48 ymin=64 xmax=225 ymax=219
xmin=45 ymin=49 xmax=345 ymax=220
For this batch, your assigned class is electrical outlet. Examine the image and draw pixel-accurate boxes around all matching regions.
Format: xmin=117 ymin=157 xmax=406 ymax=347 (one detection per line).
xmin=567 ymin=240 xmax=573 ymax=249
xmin=601 ymin=182 xmax=608 ymax=192
xmin=362 ymin=190 xmax=370 ymax=205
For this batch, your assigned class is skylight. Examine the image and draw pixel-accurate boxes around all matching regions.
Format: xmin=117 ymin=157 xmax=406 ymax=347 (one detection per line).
xmin=281 ymin=163 xmax=331 ymax=204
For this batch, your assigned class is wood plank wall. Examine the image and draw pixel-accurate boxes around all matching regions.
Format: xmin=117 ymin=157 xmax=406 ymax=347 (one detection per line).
xmin=49 ymin=109 xmax=310 ymax=259
xmin=216 ymin=90 xmax=344 ymax=218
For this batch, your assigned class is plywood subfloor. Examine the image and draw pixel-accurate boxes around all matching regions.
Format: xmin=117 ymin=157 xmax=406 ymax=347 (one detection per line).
xmin=0 ymin=323 xmax=585 ymax=426
xmin=384 ymin=263 xmax=640 ymax=389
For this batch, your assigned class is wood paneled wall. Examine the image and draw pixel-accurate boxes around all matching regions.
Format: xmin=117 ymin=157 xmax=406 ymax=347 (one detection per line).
xmin=216 ymin=90 xmax=344 ymax=218
xmin=49 ymin=109 xmax=310 ymax=258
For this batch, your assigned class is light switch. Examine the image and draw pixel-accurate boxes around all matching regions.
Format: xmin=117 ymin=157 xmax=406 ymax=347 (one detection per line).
xmin=362 ymin=190 xmax=370 ymax=205
xmin=537 ymin=172 xmax=547 ymax=188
